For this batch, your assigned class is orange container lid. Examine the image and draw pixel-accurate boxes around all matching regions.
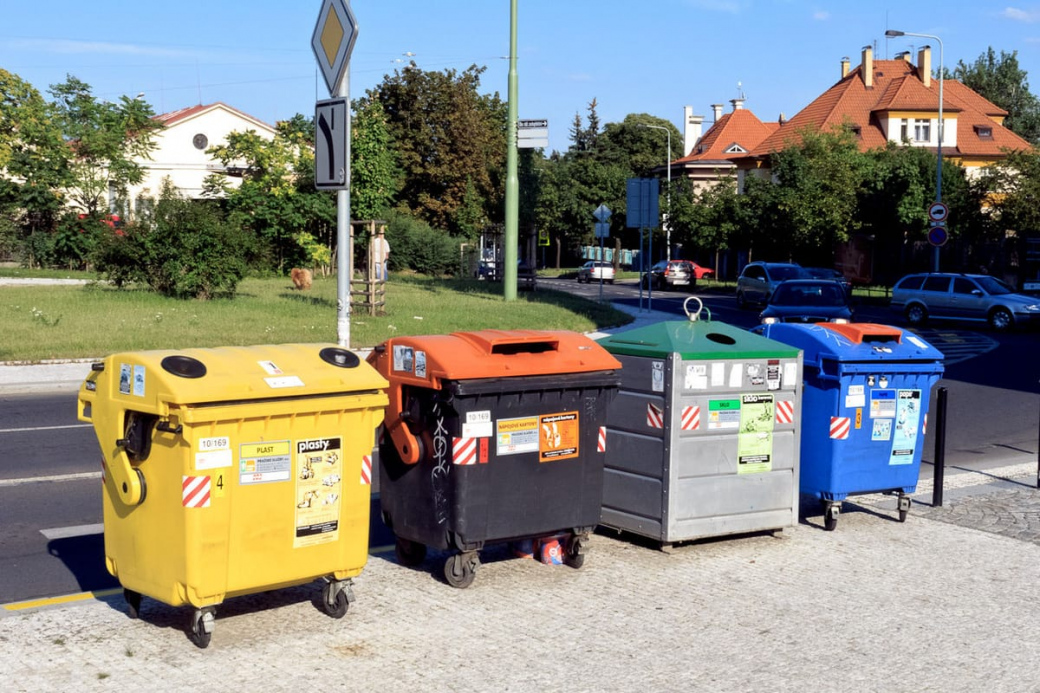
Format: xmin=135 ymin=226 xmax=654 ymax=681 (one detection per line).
xmin=818 ymin=323 xmax=903 ymax=344
xmin=368 ymin=329 xmax=621 ymax=388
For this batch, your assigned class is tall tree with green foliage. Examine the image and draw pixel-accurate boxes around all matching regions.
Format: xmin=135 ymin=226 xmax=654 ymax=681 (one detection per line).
xmin=0 ymin=69 xmax=69 ymax=264
xmin=371 ymin=63 xmax=507 ymax=234
xmin=351 ymin=98 xmax=398 ymax=220
xmin=204 ymin=117 xmax=335 ymax=271
xmin=48 ymin=76 xmax=161 ymax=215
xmin=953 ymin=48 xmax=1040 ymax=144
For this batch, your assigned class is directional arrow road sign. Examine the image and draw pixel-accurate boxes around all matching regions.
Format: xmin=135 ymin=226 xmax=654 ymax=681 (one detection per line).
xmin=315 ymin=97 xmax=348 ymax=190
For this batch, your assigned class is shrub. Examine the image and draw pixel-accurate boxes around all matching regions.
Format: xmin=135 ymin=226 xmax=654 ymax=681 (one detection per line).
xmin=382 ymin=210 xmax=459 ymax=276
xmin=94 ymin=185 xmax=252 ymax=299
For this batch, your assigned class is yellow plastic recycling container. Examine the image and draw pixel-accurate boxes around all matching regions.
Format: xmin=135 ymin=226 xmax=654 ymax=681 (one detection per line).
xmin=78 ymin=343 xmax=388 ymax=647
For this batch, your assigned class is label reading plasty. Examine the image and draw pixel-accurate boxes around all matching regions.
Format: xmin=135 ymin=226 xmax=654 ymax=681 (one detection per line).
xmin=294 ymin=437 xmax=343 ymax=548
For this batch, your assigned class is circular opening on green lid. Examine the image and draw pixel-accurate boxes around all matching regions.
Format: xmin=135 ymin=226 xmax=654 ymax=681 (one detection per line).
xmin=319 ymin=347 xmax=360 ymax=368
xmin=161 ymin=355 xmax=207 ymax=378
xmin=705 ymin=333 xmax=736 ymax=345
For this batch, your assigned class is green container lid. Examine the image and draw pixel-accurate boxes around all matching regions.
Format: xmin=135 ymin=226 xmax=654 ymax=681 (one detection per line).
xmin=597 ymin=319 xmax=800 ymax=361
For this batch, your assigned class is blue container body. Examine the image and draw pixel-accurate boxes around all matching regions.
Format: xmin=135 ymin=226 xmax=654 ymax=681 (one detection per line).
xmin=756 ymin=324 xmax=944 ymax=501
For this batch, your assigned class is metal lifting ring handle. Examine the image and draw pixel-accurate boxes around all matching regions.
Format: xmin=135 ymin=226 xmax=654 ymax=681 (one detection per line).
xmin=683 ymin=296 xmax=710 ymax=322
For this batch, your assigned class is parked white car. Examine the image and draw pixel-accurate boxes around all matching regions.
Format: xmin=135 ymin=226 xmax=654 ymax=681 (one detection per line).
xmin=577 ymin=261 xmax=615 ymax=284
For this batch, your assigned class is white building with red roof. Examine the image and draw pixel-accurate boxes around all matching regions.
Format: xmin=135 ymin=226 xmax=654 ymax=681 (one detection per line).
xmin=745 ymin=45 xmax=1032 ymax=179
xmin=127 ymin=102 xmax=275 ymax=212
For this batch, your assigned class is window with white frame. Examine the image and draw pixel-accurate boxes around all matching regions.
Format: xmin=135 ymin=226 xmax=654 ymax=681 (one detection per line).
xmin=914 ymin=119 xmax=931 ymax=142
xmin=900 ymin=119 xmax=909 ymax=141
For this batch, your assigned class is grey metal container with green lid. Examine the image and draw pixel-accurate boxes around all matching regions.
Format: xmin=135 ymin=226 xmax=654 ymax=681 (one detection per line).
xmin=597 ymin=298 xmax=803 ymax=548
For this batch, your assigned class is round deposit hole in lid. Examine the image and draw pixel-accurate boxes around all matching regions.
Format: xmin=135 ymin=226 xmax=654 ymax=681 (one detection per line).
xmin=161 ymin=355 xmax=207 ymax=378
xmin=705 ymin=333 xmax=736 ymax=345
xmin=319 ymin=347 xmax=360 ymax=368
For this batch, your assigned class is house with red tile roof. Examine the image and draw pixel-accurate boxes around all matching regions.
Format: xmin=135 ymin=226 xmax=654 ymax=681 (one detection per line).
xmin=742 ymin=45 xmax=1032 ymax=182
xmin=669 ymin=99 xmax=780 ymax=193
xmin=124 ymin=102 xmax=276 ymax=214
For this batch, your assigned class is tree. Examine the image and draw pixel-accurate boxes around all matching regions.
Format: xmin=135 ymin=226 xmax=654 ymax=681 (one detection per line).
xmin=0 ymin=69 xmax=70 ymax=265
xmin=953 ymin=48 xmax=1040 ymax=144
xmin=204 ymin=117 xmax=335 ymax=271
xmin=48 ymin=76 xmax=161 ymax=215
xmin=371 ymin=63 xmax=507 ymax=234
xmin=351 ymin=98 xmax=399 ymax=221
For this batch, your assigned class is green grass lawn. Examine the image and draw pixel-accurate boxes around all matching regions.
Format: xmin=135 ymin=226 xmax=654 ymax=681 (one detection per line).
xmin=0 ymin=273 xmax=632 ymax=361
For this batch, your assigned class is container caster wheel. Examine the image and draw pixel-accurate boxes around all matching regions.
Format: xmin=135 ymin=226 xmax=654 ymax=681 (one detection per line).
xmin=189 ymin=607 xmax=215 ymax=649
xmin=444 ymin=552 xmax=479 ymax=589
xmin=123 ymin=589 xmax=141 ymax=619
xmin=321 ymin=579 xmax=353 ymax=619
xmin=394 ymin=537 xmax=427 ymax=567
xmin=897 ymin=493 xmax=911 ymax=523
xmin=823 ymin=501 xmax=840 ymax=532
xmin=564 ymin=533 xmax=588 ymax=569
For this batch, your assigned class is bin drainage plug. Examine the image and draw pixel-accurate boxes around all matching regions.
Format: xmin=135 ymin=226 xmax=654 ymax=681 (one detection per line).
xmin=683 ymin=296 xmax=711 ymax=322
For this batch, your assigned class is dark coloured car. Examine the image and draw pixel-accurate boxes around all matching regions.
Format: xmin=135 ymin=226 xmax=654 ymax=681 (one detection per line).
xmin=803 ymin=267 xmax=852 ymax=295
xmin=759 ymin=279 xmax=853 ymax=324
xmin=891 ymin=272 xmax=1040 ymax=331
xmin=642 ymin=260 xmax=693 ymax=290
xmin=736 ymin=261 xmax=806 ymax=307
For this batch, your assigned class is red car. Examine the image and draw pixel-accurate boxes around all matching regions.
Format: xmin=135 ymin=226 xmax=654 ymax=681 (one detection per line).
xmin=684 ymin=261 xmax=715 ymax=280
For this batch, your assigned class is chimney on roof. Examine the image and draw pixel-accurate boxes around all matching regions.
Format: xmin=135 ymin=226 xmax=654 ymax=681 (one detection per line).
xmin=778 ymin=112 xmax=786 ymax=125
xmin=730 ymin=98 xmax=745 ymax=111
xmin=862 ymin=45 xmax=873 ymax=88
xmin=895 ymin=51 xmax=911 ymax=62
xmin=917 ymin=45 xmax=932 ymax=89
xmin=841 ymin=56 xmax=850 ymax=79
xmin=683 ymin=106 xmax=704 ymax=157
xmin=711 ymin=103 xmax=724 ymax=122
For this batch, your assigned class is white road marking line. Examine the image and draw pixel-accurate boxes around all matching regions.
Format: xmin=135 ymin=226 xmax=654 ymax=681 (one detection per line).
xmin=39 ymin=523 xmax=103 ymax=540
xmin=0 ymin=471 xmax=101 ymax=487
xmin=0 ymin=424 xmax=93 ymax=434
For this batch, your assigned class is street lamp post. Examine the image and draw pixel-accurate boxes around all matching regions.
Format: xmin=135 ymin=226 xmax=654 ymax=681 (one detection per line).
xmin=639 ymin=123 xmax=672 ymax=261
xmin=886 ymin=29 xmax=943 ymax=272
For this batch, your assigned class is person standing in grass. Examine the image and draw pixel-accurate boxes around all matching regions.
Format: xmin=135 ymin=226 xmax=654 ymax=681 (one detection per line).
xmin=372 ymin=232 xmax=390 ymax=281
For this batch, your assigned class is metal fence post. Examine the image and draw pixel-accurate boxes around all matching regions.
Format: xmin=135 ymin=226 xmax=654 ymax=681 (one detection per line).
xmin=932 ymin=387 xmax=948 ymax=507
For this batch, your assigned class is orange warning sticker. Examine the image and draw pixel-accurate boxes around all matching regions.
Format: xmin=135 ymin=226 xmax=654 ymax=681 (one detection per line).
xmin=539 ymin=411 xmax=579 ymax=463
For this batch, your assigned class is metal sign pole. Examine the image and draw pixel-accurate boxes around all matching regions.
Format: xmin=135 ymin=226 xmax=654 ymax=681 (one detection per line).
xmin=336 ymin=67 xmax=351 ymax=347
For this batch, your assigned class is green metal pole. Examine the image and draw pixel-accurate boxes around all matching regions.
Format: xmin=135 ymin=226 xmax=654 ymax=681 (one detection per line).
xmin=503 ymin=0 xmax=519 ymax=300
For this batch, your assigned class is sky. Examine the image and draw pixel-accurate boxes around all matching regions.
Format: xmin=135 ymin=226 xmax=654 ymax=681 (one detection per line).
xmin=3 ymin=1 xmax=1040 ymax=155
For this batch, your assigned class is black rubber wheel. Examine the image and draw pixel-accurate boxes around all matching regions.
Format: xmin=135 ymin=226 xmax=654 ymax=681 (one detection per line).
xmin=124 ymin=589 xmax=141 ymax=619
xmin=564 ymin=550 xmax=585 ymax=569
xmin=905 ymin=304 xmax=927 ymax=326
xmin=607 ymin=279 xmax=614 ymax=285
xmin=190 ymin=610 xmax=213 ymax=649
xmin=824 ymin=513 xmax=838 ymax=531
xmin=322 ymin=582 xmax=350 ymax=619
xmin=736 ymin=291 xmax=747 ymax=309
xmin=989 ymin=307 xmax=1013 ymax=331
xmin=898 ymin=508 xmax=909 ymax=523
xmin=443 ymin=553 xmax=478 ymax=589
xmin=394 ymin=537 xmax=427 ymax=567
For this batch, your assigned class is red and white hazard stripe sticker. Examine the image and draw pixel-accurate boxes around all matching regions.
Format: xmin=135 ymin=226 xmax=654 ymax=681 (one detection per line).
xmin=829 ymin=416 xmax=851 ymax=440
xmin=775 ymin=400 xmax=794 ymax=425
xmin=182 ymin=475 xmax=211 ymax=508
xmin=360 ymin=455 xmax=372 ymax=485
xmin=681 ymin=406 xmax=700 ymax=431
xmin=453 ymin=437 xmax=477 ymax=465
xmin=597 ymin=426 xmax=607 ymax=452
xmin=647 ymin=403 xmax=664 ymax=429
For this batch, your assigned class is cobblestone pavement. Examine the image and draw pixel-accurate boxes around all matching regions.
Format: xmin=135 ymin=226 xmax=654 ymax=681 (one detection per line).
xmin=4 ymin=481 xmax=1040 ymax=692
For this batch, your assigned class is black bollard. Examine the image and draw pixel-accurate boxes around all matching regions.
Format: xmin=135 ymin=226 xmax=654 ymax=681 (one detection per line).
xmin=932 ymin=387 xmax=948 ymax=507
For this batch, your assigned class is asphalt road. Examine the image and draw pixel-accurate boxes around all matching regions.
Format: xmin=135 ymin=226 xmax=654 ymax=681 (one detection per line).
xmin=1 ymin=277 xmax=1036 ymax=605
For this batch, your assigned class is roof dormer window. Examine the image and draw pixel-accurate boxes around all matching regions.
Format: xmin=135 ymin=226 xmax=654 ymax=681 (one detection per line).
xmin=974 ymin=125 xmax=993 ymax=139
xmin=724 ymin=143 xmax=747 ymax=154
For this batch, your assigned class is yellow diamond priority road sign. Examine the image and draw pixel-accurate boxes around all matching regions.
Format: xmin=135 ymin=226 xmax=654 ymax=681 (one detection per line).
xmin=312 ymin=0 xmax=358 ymax=96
